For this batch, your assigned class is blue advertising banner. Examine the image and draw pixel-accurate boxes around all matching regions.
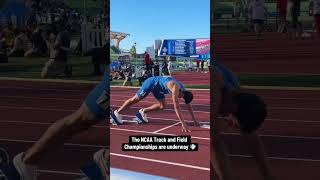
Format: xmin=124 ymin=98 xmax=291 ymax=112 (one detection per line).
xmin=158 ymin=38 xmax=210 ymax=60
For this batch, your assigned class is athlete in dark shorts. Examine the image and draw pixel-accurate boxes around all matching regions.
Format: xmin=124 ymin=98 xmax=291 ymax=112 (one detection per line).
xmin=111 ymin=76 xmax=200 ymax=132
xmin=212 ymin=61 xmax=274 ymax=180
xmin=11 ymin=68 xmax=110 ymax=179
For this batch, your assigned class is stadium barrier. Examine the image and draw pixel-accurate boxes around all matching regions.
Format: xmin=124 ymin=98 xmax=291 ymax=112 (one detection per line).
xmin=81 ymin=25 xmax=106 ymax=53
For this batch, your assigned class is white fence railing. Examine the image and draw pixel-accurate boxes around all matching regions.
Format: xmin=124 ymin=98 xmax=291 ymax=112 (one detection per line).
xmin=81 ymin=25 xmax=106 ymax=53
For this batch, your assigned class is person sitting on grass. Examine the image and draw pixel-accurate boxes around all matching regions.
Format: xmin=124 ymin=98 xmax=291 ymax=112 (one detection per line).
xmin=84 ymin=43 xmax=109 ymax=76
xmin=138 ymin=69 xmax=151 ymax=86
xmin=123 ymin=64 xmax=133 ymax=86
xmin=24 ymin=24 xmax=48 ymax=57
xmin=8 ymin=28 xmax=29 ymax=57
xmin=41 ymin=25 xmax=72 ymax=78
xmin=212 ymin=60 xmax=274 ymax=180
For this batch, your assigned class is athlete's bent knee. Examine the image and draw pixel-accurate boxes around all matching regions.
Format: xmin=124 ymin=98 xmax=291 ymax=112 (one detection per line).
xmin=159 ymin=103 xmax=167 ymax=110
xmin=67 ymin=103 xmax=98 ymax=130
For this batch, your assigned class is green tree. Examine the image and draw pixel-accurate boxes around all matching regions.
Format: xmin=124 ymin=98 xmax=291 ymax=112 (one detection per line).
xmin=130 ymin=44 xmax=136 ymax=58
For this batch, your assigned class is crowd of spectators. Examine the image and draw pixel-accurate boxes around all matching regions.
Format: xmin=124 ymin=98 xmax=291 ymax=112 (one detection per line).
xmin=0 ymin=0 xmax=107 ymax=76
xmin=232 ymin=0 xmax=320 ymax=39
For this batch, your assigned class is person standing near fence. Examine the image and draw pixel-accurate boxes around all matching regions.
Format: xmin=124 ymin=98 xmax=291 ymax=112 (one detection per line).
xmin=277 ymin=0 xmax=288 ymax=33
xmin=201 ymin=60 xmax=205 ymax=72
xmin=167 ymin=56 xmax=172 ymax=76
xmin=248 ymin=0 xmax=268 ymax=40
xmin=287 ymin=0 xmax=303 ymax=38
xmin=310 ymin=0 xmax=320 ymax=38
xmin=144 ymin=51 xmax=151 ymax=73
xmin=196 ymin=59 xmax=200 ymax=72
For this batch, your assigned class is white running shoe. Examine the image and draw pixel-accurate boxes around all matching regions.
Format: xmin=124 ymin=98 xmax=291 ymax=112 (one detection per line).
xmin=139 ymin=109 xmax=148 ymax=123
xmin=93 ymin=149 xmax=110 ymax=180
xmin=13 ymin=152 xmax=37 ymax=180
xmin=114 ymin=110 xmax=123 ymax=124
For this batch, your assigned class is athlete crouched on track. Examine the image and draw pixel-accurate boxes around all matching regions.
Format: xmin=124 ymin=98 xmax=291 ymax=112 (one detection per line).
xmin=111 ymin=76 xmax=200 ymax=132
xmin=212 ymin=60 xmax=274 ymax=180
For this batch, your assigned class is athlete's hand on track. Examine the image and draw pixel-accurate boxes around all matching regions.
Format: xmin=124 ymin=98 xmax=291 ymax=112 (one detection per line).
xmin=182 ymin=123 xmax=191 ymax=132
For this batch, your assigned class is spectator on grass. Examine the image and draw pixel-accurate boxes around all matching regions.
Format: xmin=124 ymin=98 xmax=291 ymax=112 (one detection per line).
xmin=10 ymin=12 xmax=17 ymax=28
xmin=8 ymin=29 xmax=30 ymax=57
xmin=207 ymin=59 xmax=211 ymax=73
xmin=196 ymin=59 xmax=200 ymax=72
xmin=310 ymin=0 xmax=320 ymax=38
xmin=201 ymin=60 xmax=205 ymax=72
xmin=162 ymin=56 xmax=169 ymax=76
xmin=286 ymin=0 xmax=303 ymax=38
xmin=122 ymin=64 xmax=133 ymax=86
xmin=167 ymin=56 xmax=172 ymax=76
xmin=188 ymin=59 xmax=193 ymax=72
xmin=234 ymin=0 xmax=241 ymax=24
xmin=153 ymin=59 xmax=160 ymax=76
xmin=248 ymin=0 xmax=268 ymax=40
xmin=0 ymin=25 xmax=15 ymax=50
xmin=138 ymin=70 xmax=151 ymax=86
xmin=41 ymin=25 xmax=71 ymax=78
xmin=84 ymin=43 xmax=109 ymax=76
xmin=184 ymin=59 xmax=188 ymax=71
xmin=277 ymin=0 xmax=289 ymax=33
xmin=45 ymin=30 xmax=57 ymax=54
xmin=25 ymin=24 xmax=48 ymax=57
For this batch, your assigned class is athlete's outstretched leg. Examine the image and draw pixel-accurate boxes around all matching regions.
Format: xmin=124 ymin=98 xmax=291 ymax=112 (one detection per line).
xmin=117 ymin=95 xmax=141 ymax=114
xmin=143 ymin=99 xmax=166 ymax=113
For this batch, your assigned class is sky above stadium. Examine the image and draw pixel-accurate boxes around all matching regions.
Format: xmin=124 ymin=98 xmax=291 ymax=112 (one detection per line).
xmin=110 ymin=0 xmax=210 ymax=54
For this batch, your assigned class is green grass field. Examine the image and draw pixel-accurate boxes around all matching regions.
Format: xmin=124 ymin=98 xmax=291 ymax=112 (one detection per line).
xmin=0 ymin=56 xmax=103 ymax=81
xmin=1 ymin=57 xmax=320 ymax=88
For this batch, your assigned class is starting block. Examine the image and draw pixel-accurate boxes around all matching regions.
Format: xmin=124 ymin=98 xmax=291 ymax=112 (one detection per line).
xmin=0 ymin=148 xmax=20 ymax=180
xmin=78 ymin=162 xmax=104 ymax=180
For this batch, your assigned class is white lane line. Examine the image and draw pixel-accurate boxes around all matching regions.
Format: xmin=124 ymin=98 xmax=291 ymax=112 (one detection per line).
xmin=222 ymin=133 xmax=320 ymax=140
xmin=111 ymin=105 xmax=209 ymax=114
xmin=0 ymin=86 xmax=90 ymax=93
xmin=0 ymin=95 xmax=81 ymax=101
xmin=0 ymin=106 xmax=74 ymax=112
xmin=266 ymin=118 xmax=320 ymax=123
xmin=217 ymin=117 xmax=320 ymax=123
xmin=153 ymin=122 xmax=181 ymax=133
xmin=0 ymin=104 xmax=209 ymax=115
xmin=269 ymin=107 xmax=320 ymax=111
xmin=230 ymin=154 xmax=320 ymax=162
xmin=0 ymin=77 xmax=99 ymax=84
xmin=2 ymin=104 xmax=318 ymax=114
xmin=0 ymin=120 xmax=107 ymax=128
xmin=111 ymin=96 xmax=210 ymax=106
xmin=110 ymin=153 xmax=210 ymax=171
xmin=0 ymin=95 xmax=210 ymax=107
xmin=263 ymin=97 xmax=320 ymax=101
xmin=1 ymin=119 xmax=318 ymax=140
xmin=0 ymin=138 xmax=105 ymax=148
xmin=38 ymin=169 xmax=82 ymax=176
xmin=110 ymin=127 xmax=210 ymax=141
xmin=120 ymin=115 xmax=209 ymax=123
